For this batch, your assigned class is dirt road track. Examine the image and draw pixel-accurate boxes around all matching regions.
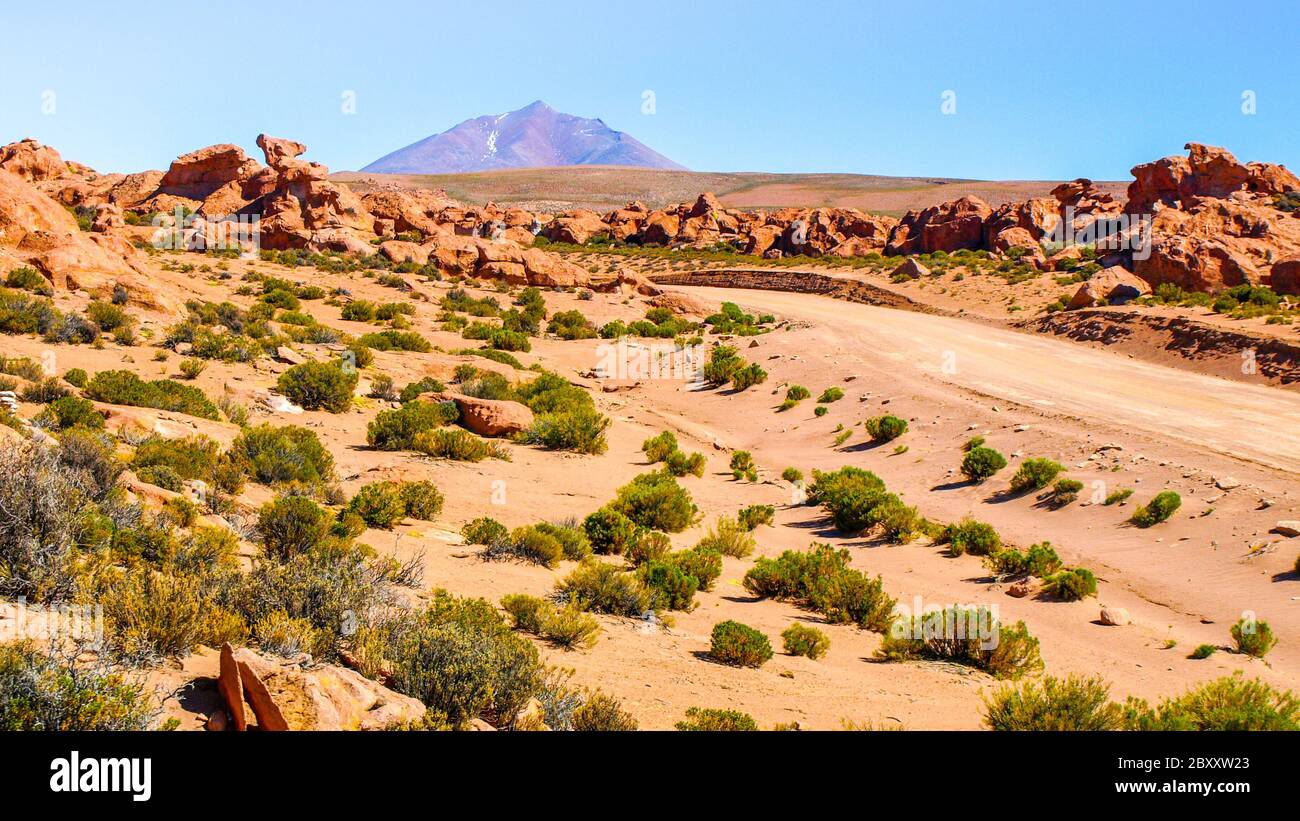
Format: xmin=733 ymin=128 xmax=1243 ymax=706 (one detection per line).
xmin=681 ymin=286 xmax=1300 ymax=475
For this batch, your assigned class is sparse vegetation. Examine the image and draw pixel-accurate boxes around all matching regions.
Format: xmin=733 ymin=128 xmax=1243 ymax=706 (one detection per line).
xmin=1130 ymin=491 xmax=1181 ymax=528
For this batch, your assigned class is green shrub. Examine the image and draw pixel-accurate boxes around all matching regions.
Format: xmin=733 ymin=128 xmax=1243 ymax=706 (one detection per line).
xmin=638 ymin=559 xmax=699 ymax=611
xmin=744 ymin=543 xmax=895 ymax=632
xmin=1042 ymin=567 xmax=1097 ymax=601
xmin=944 ymin=518 xmax=1001 ymax=557
xmin=521 ymin=405 xmax=609 ymax=454
xmin=85 ymin=301 xmax=131 ymax=332
xmin=669 ymin=546 xmax=722 ymax=591
xmin=62 ymin=368 xmax=88 ymax=388
xmin=345 ymin=481 xmax=407 ymax=529
xmin=583 ymin=507 xmax=641 ymax=555
xmin=178 ymin=358 xmax=207 ymax=380
xmin=785 ymin=385 xmax=810 ymax=402
xmin=781 ymin=623 xmax=830 ymax=659
xmin=1104 ymin=487 xmax=1134 ymax=506
xmin=817 ymin=387 xmax=844 ymax=403
xmin=547 ymin=310 xmax=597 ymax=340
xmin=813 ymin=405 xmax=828 ymax=417
xmin=709 ymin=620 xmax=773 ymax=667
xmin=625 ymin=530 xmax=672 ymax=566
xmin=4 ymin=267 xmax=52 ymax=295
xmin=1130 ymin=491 xmax=1181 ymax=528
xmin=340 ymin=300 xmax=377 ymax=321
xmin=1191 ymin=644 xmax=1217 ymax=660
xmin=702 ymin=345 xmax=743 ymax=385
xmin=229 ymin=424 xmax=334 ymax=487
xmin=729 ymin=451 xmax=757 ymax=482
xmin=277 ymin=361 xmax=358 ymax=412
xmin=865 ymin=414 xmax=908 ymax=442
xmin=1123 ymin=676 xmax=1298 ymax=730
xmin=664 ymin=449 xmax=706 ymax=477
xmin=500 ymin=593 xmax=550 ymax=633
xmin=879 ymin=609 xmax=1043 ymax=680
xmin=462 ymin=517 xmax=508 ymax=546
xmin=1052 ymin=477 xmax=1083 ymax=506
xmin=730 ymin=362 xmax=767 ymax=390
xmin=983 ymin=675 xmax=1124 ymax=730
xmin=554 ymin=558 xmax=653 ymax=617
xmin=398 ymin=376 xmax=447 ymax=403
xmin=641 ymin=431 xmax=678 ymax=463
xmin=695 ymin=515 xmax=755 ymax=558
xmin=1230 ymin=617 xmax=1276 ymax=658
xmin=531 ymin=521 xmax=590 ymax=561
xmin=257 ymin=495 xmax=332 ymax=559
xmin=572 ymin=692 xmax=638 ymax=731
xmin=85 ymin=370 xmax=219 ymax=420
xmin=609 ymin=471 xmax=696 ymax=532
xmin=961 ymin=447 xmax=1007 ymax=482
xmin=399 ymin=480 xmax=444 ymax=520
xmin=781 ymin=466 xmax=803 ymax=483
xmin=984 ymin=541 xmax=1061 ymax=578
xmin=367 ymin=399 xmax=459 ymax=450
xmin=737 ymin=504 xmax=774 ymax=530
xmin=490 ymin=525 xmax=564 ymax=567
xmin=1009 ymin=457 xmax=1063 ymax=493
xmin=675 ymin=707 xmax=758 ymax=731
xmin=0 ymin=641 xmax=156 ymax=730
xmin=414 ymin=428 xmax=508 ymax=462
xmin=38 ymin=395 xmax=104 ymax=430
xmin=359 ymin=329 xmax=433 ymax=353
xmin=355 ymin=594 xmax=543 ymax=728
xmin=539 ymin=601 xmax=601 ymax=649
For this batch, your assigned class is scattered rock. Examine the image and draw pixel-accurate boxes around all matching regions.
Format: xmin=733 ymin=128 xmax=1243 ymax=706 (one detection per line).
xmin=1100 ymin=606 xmax=1131 ymax=626
xmin=1273 ymin=521 xmax=1300 ymax=538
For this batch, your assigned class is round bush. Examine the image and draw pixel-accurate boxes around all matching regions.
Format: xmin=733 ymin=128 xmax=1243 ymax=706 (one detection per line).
xmin=345 ymin=481 xmax=406 ymax=529
xmin=257 ymin=495 xmax=332 ymax=559
xmin=945 ymin=518 xmax=1001 ymax=557
xmin=781 ymin=623 xmax=830 ymax=659
xmin=961 ymin=447 xmax=1007 ymax=482
xmin=399 ymin=480 xmax=444 ymax=520
xmin=277 ymin=361 xmax=358 ymax=413
xmin=709 ymin=620 xmax=773 ymax=668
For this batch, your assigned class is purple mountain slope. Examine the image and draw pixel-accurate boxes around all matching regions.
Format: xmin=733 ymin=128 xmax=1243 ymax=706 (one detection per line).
xmin=361 ymin=100 xmax=685 ymax=174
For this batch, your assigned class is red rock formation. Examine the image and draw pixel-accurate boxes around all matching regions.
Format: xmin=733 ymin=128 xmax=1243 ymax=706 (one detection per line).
xmin=886 ymin=196 xmax=992 ymax=255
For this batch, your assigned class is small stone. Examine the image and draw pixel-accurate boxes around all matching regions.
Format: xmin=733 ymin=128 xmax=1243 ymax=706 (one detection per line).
xmin=1100 ymin=606 xmax=1131 ymax=626
xmin=1273 ymin=521 xmax=1300 ymax=537
xmin=206 ymin=710 xmax=229 ymax=732
xmin=1214 ymin=477 xmax=1241 ymax=490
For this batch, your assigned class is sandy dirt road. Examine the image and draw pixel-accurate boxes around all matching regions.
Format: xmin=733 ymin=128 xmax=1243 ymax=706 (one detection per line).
xmin=683 ymin=286 xmax=1300 ymax=475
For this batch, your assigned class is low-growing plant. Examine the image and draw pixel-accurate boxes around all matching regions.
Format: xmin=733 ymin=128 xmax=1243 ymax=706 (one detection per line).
xmin=1009 ymin=457 xmax=1063 ymax=494
xmin=695 ymin=515 xmax=756 ymax=558
xmin=729 ymin=450 xmax=757 ymax=482
xmin=709 ymin=620 xmax=772 ymax=667
xmin=865 ymin=414 xmax=908 ymax=442
xmin=781 ymin=623 xmax=830 ymax=659
xmin=276 ymin=361 xmax=358 ymax=412
xmin=737 ymin=504 xmax=774 ymax=531
xmin=983 ymin=674 xmax=1124 ymax=730
xmin=1130 ymin=491 xmax=1181 ymax=528
xmin=675 ymin=706 xmax=758 ymax=731
xmin=1042 ymin=567 xmax=1097 ymax=601
xmin=1230 ymin=617 xmax=1277 ymax=658
xmin=961 ymin=447 xmax=1007 ymax=483
xmin=944 ymin=518 xmax=1001 ymax=557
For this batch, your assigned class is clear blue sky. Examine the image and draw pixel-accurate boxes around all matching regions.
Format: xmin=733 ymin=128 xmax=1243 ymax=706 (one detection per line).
xmin=2 ymin=0 xmax=1296 ymax=181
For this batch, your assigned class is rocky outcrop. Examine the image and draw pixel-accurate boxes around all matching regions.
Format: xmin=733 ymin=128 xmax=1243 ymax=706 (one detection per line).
xmin=1127 ymin=143 xmax=1299 ymax=214
xmin=216 ymin=644 xmax=425 ymax=731
xmin=0 ymin=169 xmax=163 ymax=308
xmin=0 ymin=138 xmax=68 ymax=182
xmin=886 ymin=196 xmax=992 ymax=255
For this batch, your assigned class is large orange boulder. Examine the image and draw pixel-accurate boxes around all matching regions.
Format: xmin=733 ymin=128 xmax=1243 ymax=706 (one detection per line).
xmin=1068 ymin=266 xmax=1152 ymax=308
xmin=426 ymin=391 xmax=533 ymax=437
